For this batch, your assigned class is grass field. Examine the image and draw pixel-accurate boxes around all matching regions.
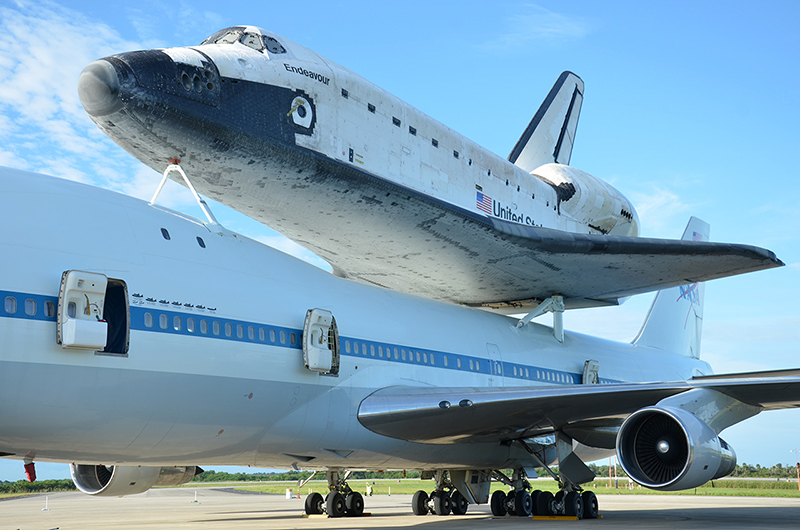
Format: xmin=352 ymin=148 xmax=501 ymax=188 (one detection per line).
xmin=210 ymin=478 xmax=800 ymax=499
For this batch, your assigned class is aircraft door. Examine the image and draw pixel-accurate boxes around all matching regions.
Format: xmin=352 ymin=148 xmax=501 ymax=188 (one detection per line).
xmin=57 ymin=270 xmax=108 ymax=350
xmin=302 ymin=308 xmax=340 ymax=375
xmin=486 ymin=343 xmax=503 ymax=386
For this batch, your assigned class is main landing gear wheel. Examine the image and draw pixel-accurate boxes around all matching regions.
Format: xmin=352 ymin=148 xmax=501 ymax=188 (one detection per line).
xmin=432 ymin=491 xmax=452 ymax=515
xmin=515 ymin=490 xmax=533 ymax=516
xmin=326 ymin=491 xmax=346 ymax=518
xmin=304 ymin=492 xmax=324 ymax=515
xmin=412 ymin=490 xmax=429 ymax=516
xmin=582 ymin=490 xmax=599 ymax=519
xmin=490 ymin=490 xmax=507 ymax=516
xmin=564 ymin=491 xmax=583 ymax=518
xmin=450 ymin=489 xmax=469 ymax=515
xmin=345 ymin=491 xmax=364 ymax=517
xmin=530 ymin=490 xmax=542 ymax=515
xmin=536 ymin=490 xmax=554 ymax=515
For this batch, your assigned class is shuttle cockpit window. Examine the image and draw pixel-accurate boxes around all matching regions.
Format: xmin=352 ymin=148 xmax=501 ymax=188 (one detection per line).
xmin=201 ymin=27 xmax=287 ymax=55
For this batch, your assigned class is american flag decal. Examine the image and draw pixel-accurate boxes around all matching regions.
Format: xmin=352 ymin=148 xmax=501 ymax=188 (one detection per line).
xmin=476 ymin=191 xmax=493 ymax=214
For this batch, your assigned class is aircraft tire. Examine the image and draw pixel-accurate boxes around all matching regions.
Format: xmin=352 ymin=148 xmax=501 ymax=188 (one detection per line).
xmin=326 ymin=491 xmax=345 ymax=518
xmin=530 ymin=490 xmax=542 ymax=515
xmin=411 ymin=490 xmax=429 ymax=515
xmin=514 ymin=490 xmax=533 ymax=516
xmin=581 ymin=491 xmax=599 ymax=519
xmin=450 ymin=490 xmax=469 ymax=515
xmin=490 ymin=490 xmax=507 ymax=516
xmin=304 ymin=492 xmax=324 ymax=515
xmin=536 ymin=490 xmax=554 ymax=515
xmin=433 ymin=491 xmax=451 ymax=515
xmin=345 ymin=491 xmax=364 ymax=517
xmin=564 ymin=491 xmax=583 ymax=518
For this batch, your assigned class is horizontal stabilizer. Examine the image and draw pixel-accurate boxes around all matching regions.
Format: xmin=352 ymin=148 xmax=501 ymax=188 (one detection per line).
xmin=509 ymin=71 xmax=584 ymax=171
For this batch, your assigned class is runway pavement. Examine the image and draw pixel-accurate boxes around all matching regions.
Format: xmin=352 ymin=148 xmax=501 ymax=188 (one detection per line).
xmin=2 ymin=488 xmax=800 ymax=529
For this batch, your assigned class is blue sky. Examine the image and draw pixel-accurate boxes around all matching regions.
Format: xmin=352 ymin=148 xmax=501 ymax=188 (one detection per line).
xmin=1 ymin=0 xmax=799 ymax=481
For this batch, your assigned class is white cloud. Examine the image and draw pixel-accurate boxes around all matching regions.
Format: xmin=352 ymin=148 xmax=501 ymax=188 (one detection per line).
xmin=487 ymin=4 xmax=590 ymax=51
xmin=627 ymin=185 xmax=694 ymax=238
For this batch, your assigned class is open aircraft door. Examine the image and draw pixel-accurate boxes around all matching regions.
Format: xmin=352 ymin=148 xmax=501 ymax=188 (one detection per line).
xmin=302 ymin=308 xmax=340 ymax=375
xmin=57 ymin=270 xmax=108 ymax=350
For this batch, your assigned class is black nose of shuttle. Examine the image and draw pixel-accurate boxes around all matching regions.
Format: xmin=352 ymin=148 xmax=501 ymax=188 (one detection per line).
xmin=78 ymin=60 xmax=122 ymax=117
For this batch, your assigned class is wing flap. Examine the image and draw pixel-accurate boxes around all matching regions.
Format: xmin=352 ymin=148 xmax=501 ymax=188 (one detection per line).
xmin=357 ymin=374 xmax=800 ymax=445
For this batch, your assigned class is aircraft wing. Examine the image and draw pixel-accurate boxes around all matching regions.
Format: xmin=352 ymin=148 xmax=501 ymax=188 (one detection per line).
xmin=459 ymin=218 xmax=782 ymax=310
xmin=357 ymin=372 xmax=800 ymax=448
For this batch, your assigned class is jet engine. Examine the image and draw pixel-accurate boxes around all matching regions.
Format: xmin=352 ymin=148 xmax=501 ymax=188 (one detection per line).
xmin=70 ymin=464 xmax=200 ymax=496
xmin=616 ymin=406 xmax=736 ymax=491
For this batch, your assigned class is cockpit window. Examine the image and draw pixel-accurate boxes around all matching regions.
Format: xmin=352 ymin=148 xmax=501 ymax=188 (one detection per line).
xmin=263 ymin=36 xmax=286 ymax=54
xmin=201 ymin=27 xmax=287 ymax=55
xmin=240 ymin=32 xmax=264 ymax=51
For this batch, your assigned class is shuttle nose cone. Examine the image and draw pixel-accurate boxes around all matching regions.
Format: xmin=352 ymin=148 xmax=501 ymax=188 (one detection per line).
xmin=78 ymin=60 xmax=122 ymax=116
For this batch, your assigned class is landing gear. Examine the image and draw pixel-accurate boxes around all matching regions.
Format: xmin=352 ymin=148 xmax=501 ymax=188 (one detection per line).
xmin=491 ymin=468 xmax=533 ymax=517
xmin=411 ymin=471 xmax=469 ymax=516
xmin=303 ymin=470 xmax=365 ymax=517
xmin=581 ymin=490 xmax=598 ymax=519
xmin=490 ymin=490 xmax=507 ymax=516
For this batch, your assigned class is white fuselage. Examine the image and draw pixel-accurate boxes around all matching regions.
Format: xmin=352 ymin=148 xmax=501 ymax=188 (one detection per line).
xmin=0 ymin=168 xmax=707 ymax=471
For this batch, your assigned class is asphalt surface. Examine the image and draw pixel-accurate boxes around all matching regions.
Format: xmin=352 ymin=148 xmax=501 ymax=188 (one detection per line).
xmin=2 ymin=488 xmax=800 ymax=529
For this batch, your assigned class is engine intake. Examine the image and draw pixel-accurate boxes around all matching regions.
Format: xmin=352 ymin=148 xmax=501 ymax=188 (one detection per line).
xmin=616 ymin=406 xmax=735 ymax=491
xmin=70 ymin=464 xmax=200 ymax=496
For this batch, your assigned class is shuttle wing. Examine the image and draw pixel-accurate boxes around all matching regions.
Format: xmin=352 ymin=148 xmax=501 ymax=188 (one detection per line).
xmin=357 ymin=372 xmax=800 ymax=448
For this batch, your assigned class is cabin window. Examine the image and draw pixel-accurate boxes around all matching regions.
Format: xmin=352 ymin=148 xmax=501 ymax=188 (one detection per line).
xmin=248 ymin=326 xmax=255 ymax=340
xmin=378 ymin=345 xmax=383 ymax=357
xmin=341 ymin=88 xmax=349 ymax=98
xmin=240 ymin=32 xmax=264 ymax=51
xmin=224 ymin=323 xmax=232 ymax=337
xmin=409 ymin=126 xmax=416 ymax=136
xmin=291 ymin=333 xmax=297 ymax=346
xmin=173 ymin=316 xmax=182 ymax=331
xmin=345 ymin=340 xmax=351 ymax=353
xmin=236 ymin=324 xmax=244 ymax=338
xmin=443 ymin=356 xmax=448 ymax=367
xmin=513 ymin=366 xmax=518 ymax=376
xmin=392 ymin=117 xmax=401 ymax=127
xmin=469 ymin=359 xmax=474 ymax=370
xmin=259 ymin=328 xmax=265 ymax=341
xmin=213 ymin=321 xmax=220 ymax=335
xmin=159 ymin=314 xmax=168 ymax=329
xmin=476 ymin=360 xmax=481 ymax=371
xmin=25 ymin=299 xmax=36 ymax=316
xmin=161 ymin=228 xmax=170 ymax=240
xmin=144 ymin=312 xmax=153 ymax=328
xmin=368 ymin=103 xmax=376 ymax=113
xmin=525 ymin=368 xmax=530 ymax=378
xmin=270 ymin=329 xmax=276 ymax=343
xmin=201 ymin=319 xmax=208 ymax=334
xmin=453 ymin=150 xmax=459 ymax=159
xmin=187 ymin=318 xmax=195 ymax=333
xmin=393 ymin=347 xmax=399 ymax=360
xmin=197 ymin=237 xmax=206 ymax=248
xmin=361 ymin=342 xmax=367 ymax=355
xmin=372 ymin=344 xmax=377 ymax=357
xmin=44 ymin=301 xmax=55 ymax=318
xmin=431 ymin=138 xmax=438 ymax=147
xmin=457 ymin=357 xmax=462 ymax=369
xmin=280 ymin=330 xmax=286 ymax=344
xmin=4 ymin=296 xmax=16 ymax=314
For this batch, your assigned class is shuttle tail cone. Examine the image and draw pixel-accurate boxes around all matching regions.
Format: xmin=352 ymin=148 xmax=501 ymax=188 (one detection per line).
xmin=632 ymin=217 xmax=709 ymax=358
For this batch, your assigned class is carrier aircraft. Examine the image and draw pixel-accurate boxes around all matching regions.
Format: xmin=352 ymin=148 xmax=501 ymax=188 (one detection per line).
xmin=0 ymin=26 xmax=798 ymax=520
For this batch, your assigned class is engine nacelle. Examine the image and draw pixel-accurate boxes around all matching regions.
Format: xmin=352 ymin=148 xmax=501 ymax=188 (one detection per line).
xmin=616 ymin=406 xmax=736 ymax=491
xmin=531 ymin=163 xmax=639 ymax=236
xmin=70 ymin=464 xmax=199 ymax=496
